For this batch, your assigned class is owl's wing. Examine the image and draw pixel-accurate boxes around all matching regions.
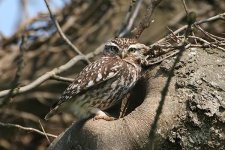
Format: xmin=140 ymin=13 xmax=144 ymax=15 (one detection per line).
xmin=45 ymin=57 xmax=122 ymax=120
xmin=55 ymin=57 xmax=122 ymax=107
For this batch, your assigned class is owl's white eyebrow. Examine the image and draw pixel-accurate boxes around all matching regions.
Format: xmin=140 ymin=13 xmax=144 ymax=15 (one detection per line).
xmin=105 ymin=42 xmax=120 ymax=48
xmin=128 ymin=43 xmax=148 ymax=49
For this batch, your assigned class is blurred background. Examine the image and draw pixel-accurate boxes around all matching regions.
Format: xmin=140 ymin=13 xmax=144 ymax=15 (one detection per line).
xmin=0 ymin=0 xmax=224 ymax=149
xmin=0 ymin=0 xmax=65 ymax=36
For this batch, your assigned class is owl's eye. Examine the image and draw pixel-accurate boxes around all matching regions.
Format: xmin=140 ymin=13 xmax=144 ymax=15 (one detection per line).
xmin=105 ymin=45 xmax=119 ymax=54
xmin=128 ymin=48 xmax=137 ymax=53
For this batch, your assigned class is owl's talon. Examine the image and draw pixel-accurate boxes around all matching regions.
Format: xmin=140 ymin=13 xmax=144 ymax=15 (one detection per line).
xmin=90 ymin=108 xmax=115 ymax=121
xmin=93 ymin=115 xmax=115 ymax=121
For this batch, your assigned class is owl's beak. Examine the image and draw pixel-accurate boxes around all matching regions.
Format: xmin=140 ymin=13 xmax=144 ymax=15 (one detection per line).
xmin=121 ymin=51 xmax=127 ymax=58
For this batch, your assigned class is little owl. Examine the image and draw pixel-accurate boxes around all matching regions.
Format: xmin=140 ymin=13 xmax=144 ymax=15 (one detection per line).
xmin=45 ymin=38 xmax=149 ymax=121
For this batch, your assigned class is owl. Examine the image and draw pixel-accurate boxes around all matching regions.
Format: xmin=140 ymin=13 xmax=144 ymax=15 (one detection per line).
xmin=45 ymin=38 xmax=149 ymax=121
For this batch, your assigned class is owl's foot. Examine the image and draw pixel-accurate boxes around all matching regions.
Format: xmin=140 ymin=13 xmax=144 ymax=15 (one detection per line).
xmin=94 ymin=115 xmax=115 ymax=121
xmin=90 ymin=108 xmax=115 ymax=121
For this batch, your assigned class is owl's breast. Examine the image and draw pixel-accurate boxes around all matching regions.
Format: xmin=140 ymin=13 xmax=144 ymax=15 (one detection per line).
xmin=67 ymin=58 xmax=142 ymax=111
xmin=103 ymin=62 xmax=141 ymax=108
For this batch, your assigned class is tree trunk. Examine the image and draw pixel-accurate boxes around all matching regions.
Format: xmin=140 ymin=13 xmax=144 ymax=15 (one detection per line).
xmin=48 ymin=47 xmax=225 ymax=150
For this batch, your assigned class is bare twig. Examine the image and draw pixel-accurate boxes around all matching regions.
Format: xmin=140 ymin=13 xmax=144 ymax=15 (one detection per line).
xmin=0 ymin=109 xmax=40 ymax=123
xmin=0 ymin=55 xmax=82 ymax=98
xmin=76 ymin=7 xmax=115 ymax=46
xmin=0 ymin=35 xmax=25 ymax=107
xmin=50 ymin=75 xmax=74 ymax=83
xmin=39 ymin=120 xmax=51 ymax=143
xmin=156 ymin=25 xmax=187 ymax=44
xmin=43 ymin=0 xmax=90 ymax=64
xmin=181 ymin=0 xmax=188 ymax=14
xmin=0 ymin=45 xmax=103 ymax=98
xmin=145 ymin=50 xmax=179 ymax=66
xmin=170 ymin=34 xmax=225 ymax=50
xmin=118 ymin=0 xmax=143 ymax=37
xmin=196 ymin=12 xmax=225 ymax=24
xmin=189 ymin=36 xmax=225 ymax=51
xmin=0 ymin=122 xmax=57 ymax=138
xmin=131 ymin=0 xmax=163 ymax=39
xmin=166 ymin=26 xmax=181 ymax=43
xmin=156 ymin=12 xmax=225 ymax=44
xmin=195 ymin=25 xmax=225 ymax=41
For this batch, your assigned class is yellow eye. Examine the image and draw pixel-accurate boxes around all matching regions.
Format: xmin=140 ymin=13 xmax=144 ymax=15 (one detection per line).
xmin=110 ymin=46 xmax=119 ymax=53
xmin=105 ymin=45 xmax=119 ymax=54
xmin=128 ymin=48 xmax=137 ymax=53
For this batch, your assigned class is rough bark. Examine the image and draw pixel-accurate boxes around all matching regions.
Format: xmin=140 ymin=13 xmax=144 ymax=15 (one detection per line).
xmin=48 ymin=47 xmax=225 ymax=149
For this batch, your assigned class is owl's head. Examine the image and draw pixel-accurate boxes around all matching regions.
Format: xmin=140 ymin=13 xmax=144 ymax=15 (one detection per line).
xmin=103 ymin=38 xmax=149 ymax=64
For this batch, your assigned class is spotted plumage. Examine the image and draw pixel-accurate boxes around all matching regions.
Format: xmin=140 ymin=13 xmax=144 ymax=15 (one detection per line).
xmin=45 ymin=38 xmax=149 ymax=121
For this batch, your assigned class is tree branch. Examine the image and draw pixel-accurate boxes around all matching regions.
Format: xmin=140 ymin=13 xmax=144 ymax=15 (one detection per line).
xmin=156 ymin=12 xmax=225 ymax=44
xmin=131 ymin=0 xmax=163 ymax=39
xmin=50 ymin=75 xmax=74 ymax=83
xmin=0 ymin=121 xmax=57 ymax=138
xmin=118 ymin=0 xmax=143 ymax=38
xmin=0 ymin=35 xmax=25 ymax=107
xmin=43 ymin=0 xmax=90 ymax=64
xmin=0 ymin=46 xmax=102 ymax=99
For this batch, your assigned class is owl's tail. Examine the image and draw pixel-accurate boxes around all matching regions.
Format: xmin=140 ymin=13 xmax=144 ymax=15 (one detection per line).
xmin=44 ymin=105 xmax=59 ymax=120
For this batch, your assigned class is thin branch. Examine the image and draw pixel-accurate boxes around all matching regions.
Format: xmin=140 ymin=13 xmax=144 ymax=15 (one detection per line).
xmin=118 ymin=0 xmax=143 ymax=37
xmin=181 ymin=0 xmax=188 ymax=14
xmin=0 ymin=122 xmax=57 ymax=138
xmin=118 ymin=0 xmax=136 ymax=37
xmin=131 ymin=0 xmax=163 ymax=39
xmin=156 ymin=12 xmax=225 ymax=44
xmin=50 ymin=75 xmax=74 ymax=83
xmin=0 ymin=45 xmax=103 ymax=98
xmin=144 ymin=50 xmax=179 ymax=66
xmin=39 ymin=120 xmax=51 ymax=143
xmin=189 ymin=36 xmax=225 ymax=51
xmin=0 ymin=55 xmax=82 ymax=98
xmin=195 ymin=25 xmax=225 ymax=41
xmin=196 ymin=12 xmax=225 ymax=24
xmin=43 ymin=0 xmax=90 ymax=64
xmin=166 ymin=26 xmax=181 ymax=43
xmin=0 ymin=35 xmax=25 ymax=107
xmin=0 ymin=109 xmax=41 ymax=123
xmin=156 ymin=25 xmax=187 ymax=44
